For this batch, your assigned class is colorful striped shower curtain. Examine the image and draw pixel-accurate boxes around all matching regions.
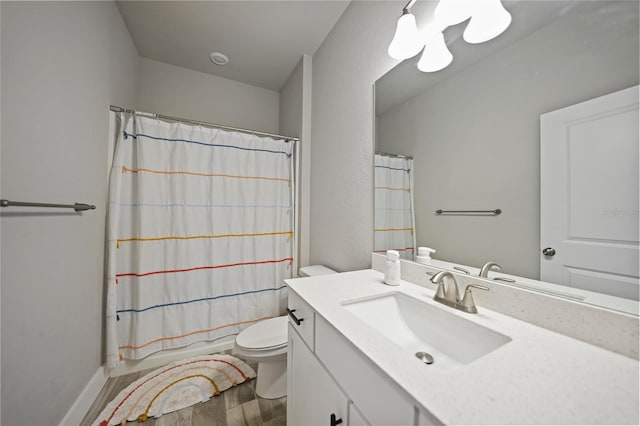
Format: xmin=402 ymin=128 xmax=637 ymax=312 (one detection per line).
xmin=106 ymin=113 xmax=294 ymax=367
xmin=374 ymin=154 xmax=415 ymax=260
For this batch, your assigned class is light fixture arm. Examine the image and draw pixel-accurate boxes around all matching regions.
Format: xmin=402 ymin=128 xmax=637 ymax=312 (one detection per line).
xmin=402 ymin=0 xmax=417 ymax=14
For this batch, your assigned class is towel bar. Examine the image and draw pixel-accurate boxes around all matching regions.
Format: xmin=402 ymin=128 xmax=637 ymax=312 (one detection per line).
xmin=435 ymin=209 xmax=501 ymax=215
xmin=0 ymin=199 xmax=96 ymax=212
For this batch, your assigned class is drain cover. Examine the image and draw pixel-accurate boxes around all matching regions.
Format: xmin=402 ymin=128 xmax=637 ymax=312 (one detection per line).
xmin=415 ymin=351 xmax=434 ymax=364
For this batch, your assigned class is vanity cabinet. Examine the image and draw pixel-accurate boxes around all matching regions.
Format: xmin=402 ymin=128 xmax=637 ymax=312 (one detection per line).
xmin=287 ymin=289 xmax=434 ymax=426
xmin=348 ymin=402 xmax=369 ymax=426
xmin=287 ymin=269 xmax=640 ymax=425
xmin=287 ymin=290 xmax=316 ymax=350
xmin=288 ymin=323 xmax=350 ymax=426
xmin=315 ymin=316 xmax=417 ymax=426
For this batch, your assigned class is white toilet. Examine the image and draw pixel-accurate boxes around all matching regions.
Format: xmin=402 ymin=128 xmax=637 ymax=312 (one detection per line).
xmin=234 ymin=265 xmax=336 ymax=399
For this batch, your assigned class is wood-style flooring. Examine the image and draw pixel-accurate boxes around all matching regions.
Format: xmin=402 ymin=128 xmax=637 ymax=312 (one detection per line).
xmin=80 ymin=351 xmax=286 ymax=426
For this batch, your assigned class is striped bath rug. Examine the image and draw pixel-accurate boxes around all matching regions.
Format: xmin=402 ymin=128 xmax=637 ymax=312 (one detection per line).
xmin=94 ymin=354 xmax=256 ymax=425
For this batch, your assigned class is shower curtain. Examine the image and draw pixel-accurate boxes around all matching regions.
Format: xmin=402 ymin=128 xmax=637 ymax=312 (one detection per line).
xmin=374 ymin=154 xmax=415 ymax=260
xmin=106 ymin=112 xmax=295 ymax=367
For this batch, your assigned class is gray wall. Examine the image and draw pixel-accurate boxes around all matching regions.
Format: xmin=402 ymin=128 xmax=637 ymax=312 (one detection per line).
xmin=136 ymin=57 xmax=280 ymax=134
xmin=280 ymin=55 xmax=313 ymax=269
xmin=310 ymin=1 xmax=400 ymax=271
xmin=0 ymin=2 xmax=3 ymax=422
xmin=1 ymin=6 xmax=287 ymax=424
xmin=0 ymin=2 xmax=138 ymax=425
xmin=377 ymin=4 xmax=639 ymax=279
xmin=279 ymin=58 xmax=304 ymax=138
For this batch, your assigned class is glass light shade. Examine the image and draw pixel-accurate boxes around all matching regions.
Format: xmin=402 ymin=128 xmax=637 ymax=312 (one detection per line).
xmin=417 ymin=32 xmax=453 ymax=72
xmin=463 ymin=0 xmax=512 ymax=44
xmin=388 ymin=13 xmax=424 ymax=60
xmin=434 ymin=0 xmax=475 ymax=27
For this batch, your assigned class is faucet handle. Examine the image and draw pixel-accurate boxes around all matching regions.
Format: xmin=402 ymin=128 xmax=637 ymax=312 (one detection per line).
xmin=453 ymin=266 xmax=470 ymax=274
xmin=479 ymin=261 xmax=501 ymax=278
xmin=460 ymin=284 xmax=489 ymax=314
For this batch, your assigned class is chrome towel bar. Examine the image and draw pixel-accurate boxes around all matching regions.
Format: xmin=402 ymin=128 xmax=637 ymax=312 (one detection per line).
xmin=0 ymin=199 xmax=96 ymax=212
xmin=435 ymin=209 xmax=501 ymax=215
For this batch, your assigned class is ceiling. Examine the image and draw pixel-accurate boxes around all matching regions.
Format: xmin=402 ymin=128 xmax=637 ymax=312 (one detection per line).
xmin=116 ymin=1 xmax=350 ymax=91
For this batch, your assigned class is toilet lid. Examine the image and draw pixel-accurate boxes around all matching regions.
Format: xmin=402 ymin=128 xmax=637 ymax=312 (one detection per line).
xmin=236 ymin=316 xmax=288 ymax=350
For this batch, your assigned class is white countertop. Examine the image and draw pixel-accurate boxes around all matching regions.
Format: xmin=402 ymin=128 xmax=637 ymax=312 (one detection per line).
xmin=286 ymin=269 xmax=640 ymax=425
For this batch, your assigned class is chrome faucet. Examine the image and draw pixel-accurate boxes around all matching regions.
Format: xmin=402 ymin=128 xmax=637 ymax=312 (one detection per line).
xmin=430 ymin=271 xmax=460 ymax=304
xmin=429 ymin=271 xmax=489 ymax=314
xmin=479 ymin=261 xmax=501 ymax=278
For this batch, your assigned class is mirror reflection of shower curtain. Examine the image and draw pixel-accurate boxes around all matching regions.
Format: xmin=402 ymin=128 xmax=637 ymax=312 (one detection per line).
xmin=374 ymin=154 xmax=416 ymax=260
xmin=105 ymin=112 xmax=295 ymax=367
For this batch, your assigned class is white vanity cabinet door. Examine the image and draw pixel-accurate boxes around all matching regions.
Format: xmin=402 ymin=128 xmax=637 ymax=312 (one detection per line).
xmin=315 ymin=315 xmax=416 ymax=426
xmin=287 ymin=289 xmax=315 ymax=351
xmin=417 ymin=408 xmax=443 ymax=426
xmin=288 ymin=323 xmax=348 ymax=426
xmin=348 ymin=402 xmax=370 ymax=426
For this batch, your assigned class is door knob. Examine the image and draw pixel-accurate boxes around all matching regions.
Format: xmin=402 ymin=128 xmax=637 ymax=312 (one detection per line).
xmin=542 ymin=247 xmax=556 ymax=257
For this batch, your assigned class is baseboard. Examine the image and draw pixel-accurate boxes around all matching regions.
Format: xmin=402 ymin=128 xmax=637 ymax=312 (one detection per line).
xmin=59 ymin=365 xmax=108 ymax=426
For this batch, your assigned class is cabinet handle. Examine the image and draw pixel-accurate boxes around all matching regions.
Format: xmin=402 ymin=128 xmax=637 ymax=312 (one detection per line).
xmin=286 ymin=308 xmax=304 ymax=326
xmin=330 ymin=413 xmax=343 ymax=426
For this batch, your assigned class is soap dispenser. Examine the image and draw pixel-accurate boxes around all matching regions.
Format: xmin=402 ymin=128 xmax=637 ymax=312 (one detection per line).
xmin=384 ymin=250 xmax=401 ymax=286
xmin=415 ymin=247 xmax=436 ymax=265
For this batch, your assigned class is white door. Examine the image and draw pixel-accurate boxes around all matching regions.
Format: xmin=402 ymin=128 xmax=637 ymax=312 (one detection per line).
xmin=540 ymin=85 xmax=639 ymax=300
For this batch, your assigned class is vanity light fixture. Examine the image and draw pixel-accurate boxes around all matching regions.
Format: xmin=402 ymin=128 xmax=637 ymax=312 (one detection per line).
xmin=388 ymin=0 xmax=512 ymax=72
xmin=417 ymin=31 xmax=452 ymax=72
xmin=388 ymin=0 xmax=424 ymax=60
xmin=463 ymin=0 xmax=512 ymax=44
xmin=433 ymin=0 xmax=475 ymax=27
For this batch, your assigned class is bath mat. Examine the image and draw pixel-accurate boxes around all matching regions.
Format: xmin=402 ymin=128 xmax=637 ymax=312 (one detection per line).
xmin=94 ymin=354 xmax=255 ymax=425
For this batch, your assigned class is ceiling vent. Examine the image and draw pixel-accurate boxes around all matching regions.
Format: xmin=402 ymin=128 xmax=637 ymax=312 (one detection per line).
xmin=209 ymin=52 xmax=229 ymax=66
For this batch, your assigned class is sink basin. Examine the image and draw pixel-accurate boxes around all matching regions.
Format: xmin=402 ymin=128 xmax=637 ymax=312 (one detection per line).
xmin=342 ymin=292 xmax=511 ymax=372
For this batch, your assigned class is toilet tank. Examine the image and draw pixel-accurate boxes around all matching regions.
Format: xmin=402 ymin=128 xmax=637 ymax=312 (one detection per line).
xmin=298 ymin=265 xmax=337 ymax=277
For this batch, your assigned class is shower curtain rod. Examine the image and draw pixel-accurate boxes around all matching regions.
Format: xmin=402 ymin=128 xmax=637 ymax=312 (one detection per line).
xmin=376 ymin=151 xmax=413 ymax=160
xmin=110 ymin=105 xmax=299 ymax=142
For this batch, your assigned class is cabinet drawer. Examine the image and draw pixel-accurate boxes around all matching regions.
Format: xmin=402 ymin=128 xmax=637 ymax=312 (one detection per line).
xmin=287 ymin=289 xmax=315 ymax=351
xmin=315 ymin=315 xmax=415 ymax=426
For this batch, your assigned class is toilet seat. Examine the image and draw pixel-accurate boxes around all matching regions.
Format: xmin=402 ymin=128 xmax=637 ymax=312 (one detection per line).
xmin=236 ymin=316 xmax=288 ymax=351
xmin=234 ymin=315 xmax=289 ymax=399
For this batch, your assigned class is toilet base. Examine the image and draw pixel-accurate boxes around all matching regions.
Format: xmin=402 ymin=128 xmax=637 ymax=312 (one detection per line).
xmin=254 ymin=358 xmax=287 ymax=399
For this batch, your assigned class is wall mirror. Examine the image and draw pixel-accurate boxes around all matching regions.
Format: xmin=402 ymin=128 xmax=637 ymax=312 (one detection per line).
xmin=374 ymin=0 xmax=639 ymax=315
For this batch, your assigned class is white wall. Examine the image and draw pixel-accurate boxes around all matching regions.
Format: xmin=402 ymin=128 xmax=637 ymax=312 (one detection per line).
xmin=376 ymin=4 xmax=639 ymax=279
xmin=310 ymin=1 xmax=399 ymax=271
xmin=0 ymin=3 xmax=3 ymax=422
xmin=280 ymin=55 xmax=312 ymax=269
xmin=0 ymin=2 xmax=138 ymax=425
xmin=136 ymin=57 xmax=280 ymax=134
xmin=280 ymin=58 xmax=304 ymax=138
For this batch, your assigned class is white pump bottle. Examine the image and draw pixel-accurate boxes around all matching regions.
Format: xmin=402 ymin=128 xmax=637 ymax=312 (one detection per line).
xmin=384 ymin=250 xmax=401 ymax=286
xmin=415 ymin=247 xmax=436 ymax=265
